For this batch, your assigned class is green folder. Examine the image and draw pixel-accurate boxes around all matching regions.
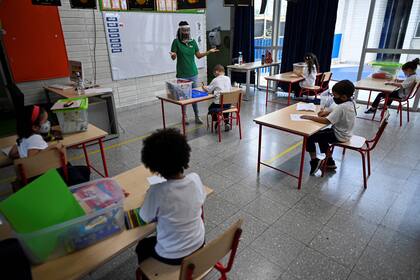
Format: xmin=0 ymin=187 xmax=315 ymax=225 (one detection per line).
xmin=0 ymin=169 xmax=85 ymax=261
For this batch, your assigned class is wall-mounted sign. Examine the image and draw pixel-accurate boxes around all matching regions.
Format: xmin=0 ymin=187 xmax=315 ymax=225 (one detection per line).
xmin=32 ymin=0 xmax=61 ymax=6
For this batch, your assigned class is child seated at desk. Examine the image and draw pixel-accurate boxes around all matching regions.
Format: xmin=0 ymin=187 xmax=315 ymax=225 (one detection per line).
xmin=8 ymin=105 xmax=90 ymax=185
xmin=136 ymin=128 xmax=206 ymax=265
xmin=365 ymin=58 xmax=419 ymax=114
xmin=301 ymin=80 xmax=357 ymax=175
xmin=203 ymin=64 xmax=233 ymax=131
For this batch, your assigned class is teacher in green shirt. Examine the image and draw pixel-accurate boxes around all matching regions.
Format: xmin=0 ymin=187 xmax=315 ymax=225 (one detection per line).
xmin=170 ymin=21 xmax=218 ymax=124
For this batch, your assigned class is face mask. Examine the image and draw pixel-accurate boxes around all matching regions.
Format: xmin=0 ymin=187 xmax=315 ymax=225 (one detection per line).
xmin=179 ymin=27 xmax=191 ymax=42
xmin=39 ymin=120 xmax=51 ymax=134
xmin=333 ymin=97 xmax=345 ymax=105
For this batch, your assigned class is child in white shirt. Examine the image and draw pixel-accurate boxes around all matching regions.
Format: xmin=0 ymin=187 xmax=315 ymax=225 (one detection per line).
xmin=365 ymin=58 xmax=419 ymax=114
xmin=203 ymin=64 xmax=233 ymax=132
xmin=301 ymin=80 xmax=357 ymax=175
xmin=136 ymin=128 xmax=206 ymax=265
xmin=8 ymin=105 xmax=90 ymax=185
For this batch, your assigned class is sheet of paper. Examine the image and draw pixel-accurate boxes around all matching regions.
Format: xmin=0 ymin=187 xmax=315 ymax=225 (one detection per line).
xmin=1 ymin=146 xmax=12 ymax=156
xmin=51 ymin=99 xmax=81 ymax=110
xmin=290 ymin=114 xmax=309 ymax=121
xmin=147 ymin=176 xmax=167 ymax=185
xmin=84 ymin=87 xmax=113 ymax=95
xmin=296 ymin=102 xmax=316 ymax=112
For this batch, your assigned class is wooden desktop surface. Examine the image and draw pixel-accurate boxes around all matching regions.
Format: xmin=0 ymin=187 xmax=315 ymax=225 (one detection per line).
xmin=27 ymin=165 xmax=213 ymax=280
xmin=354 ymin=78 xmax=399 ymax=93
xmin=45 ymin=86 xmax=113 ymax=99
xmin=227 ymin=61 xmax=281 ymax=71
xmin=254 ymin=103 xmax=327 ymax=137
xmin=264 ymin=71 xmax=304 ymax=83
xmin=0 ymin=124 xmax=107 ymax=150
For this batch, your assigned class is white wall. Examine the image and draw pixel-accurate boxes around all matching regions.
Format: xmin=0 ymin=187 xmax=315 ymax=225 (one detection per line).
xmin=18 ymin=0 xmax=207 ymax=108
xmin=206 ymin=0 xmax=231 ymax=31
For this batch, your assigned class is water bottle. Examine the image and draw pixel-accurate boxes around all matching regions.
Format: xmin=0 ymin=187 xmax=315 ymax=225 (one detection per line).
xmin=238 ymin=52 xmax=243 ymax=65
xmin=76 ymin=72 xmax=84 ymax=95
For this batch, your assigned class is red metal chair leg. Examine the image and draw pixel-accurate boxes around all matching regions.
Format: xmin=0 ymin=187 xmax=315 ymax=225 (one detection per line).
xmin=136 ymin=268 xmax=143 ymax=280
xmin=237 ymin=112 xmax=242 ymax=140
xmin=360 ymin=151 xmax=367 ymax=189
xmin=407 ymin=102 xmax=410 ymax=123
xmin=367 ymin=150 xmax=371 ymax=176
xmin=399 ymin=103 xmax=402 ymax=127
xmin=367 ymin=91 xmax=372 ymax=108
xmin=342 ymin=147 xmax=346 ymax=155
xmin=218 ymin=113 xmax=222 ymax=143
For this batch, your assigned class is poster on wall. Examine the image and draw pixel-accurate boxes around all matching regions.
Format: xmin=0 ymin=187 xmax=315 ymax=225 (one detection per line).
xmin=70 ymin=0 xmax=97 ymax=9
xmin=156 ymin=0 xmax=176 ymax=11
xmin=177 ymin=0 xmax=205 ymax=10
xmin=128 ymin=0 xmax=155 ymax=11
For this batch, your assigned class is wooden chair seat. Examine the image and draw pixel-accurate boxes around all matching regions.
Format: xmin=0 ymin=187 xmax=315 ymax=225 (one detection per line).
xmin=0 ymin=154 xmax=12 ymax=168
xmin=301 ymin=85 xmax=321 ymax=90
xmin=139 ymin=258 xmax=212 ymax=280
xmin=337 ymin=135 xmax=366 ymax=149
xmin=222 ymin=107 xmax=238 ymax=114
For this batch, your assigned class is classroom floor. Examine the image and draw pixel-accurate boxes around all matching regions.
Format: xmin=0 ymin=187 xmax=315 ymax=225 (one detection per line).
xmin=2 ymin=87 xmax=419 ymax=279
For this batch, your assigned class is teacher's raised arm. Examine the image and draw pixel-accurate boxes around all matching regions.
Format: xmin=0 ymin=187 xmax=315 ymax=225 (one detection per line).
xmin=169 ymin=21 xmax=218 ymax=125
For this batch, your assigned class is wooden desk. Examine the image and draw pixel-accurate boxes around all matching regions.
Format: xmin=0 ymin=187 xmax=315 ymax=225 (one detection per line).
xmin=156 ymin=92 xmax=215 ymax=135
xmin=44 ymin=86 xmax=119 ymax=137
xmin=254 ymin=103 xmax=327 ymax=189
xmin=355 ymin=77 xmax=399 ymax=121
xmin=0 ymin=124 xmax=109 ymax=177
xmin=27 ymin=166 xmax=213 ymax=280
xmin=264 ymin=72 xmax=304 ymax=107
xmin=227 ymin=61 xmax=281 ymax=99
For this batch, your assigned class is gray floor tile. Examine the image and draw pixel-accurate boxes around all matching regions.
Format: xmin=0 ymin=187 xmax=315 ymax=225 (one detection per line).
xmin=292 ymin=194 xmax=339 ymax=224
xmin=309 ymin=226 xmax=368 ymax=268
xmin=201 ymin=173 xmax=236 ymax=193
xmin=250 ymin=225 xmax=306 ymax=269
xmin=354 ymin=246 xmax=418 ymax=280
xmin=279 ymin=272 xmax=299 ymax=280
xmin=286 ymin=247 xmax=351 ymax=280
xmin=347 ymin=271 xmax=370 ymax=280
xmin=203 ymin=194 xmax=240 ymax=225
xmin=227 ymin=247 xmax=284 ymax=280
xmin=242 ymin=195 xmax=289 ymax=225
xmin=369 ymin=225 xmax=420 ymax=270
xmin=272 ymin=210 xmax=324 ymax=244
xmin=218 ymin=183 xmax=262 ymax=208
xmin=262 ymin=183 xmax=307 ymax=208
xmin=219 ymin=210 xmax=269 ymax=250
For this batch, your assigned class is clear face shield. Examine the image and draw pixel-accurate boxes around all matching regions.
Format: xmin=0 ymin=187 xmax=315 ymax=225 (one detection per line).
xmin=179 ymin=25 xmax=191 ymax=42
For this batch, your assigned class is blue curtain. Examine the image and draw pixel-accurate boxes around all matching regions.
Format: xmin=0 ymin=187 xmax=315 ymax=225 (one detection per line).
xmin=232 ymin=5 xmax=255 ymax=63
xmin=280 ymin=0 xmax=339 ymax=73
xmin=231 ymin=5 xmax=255 ymax=83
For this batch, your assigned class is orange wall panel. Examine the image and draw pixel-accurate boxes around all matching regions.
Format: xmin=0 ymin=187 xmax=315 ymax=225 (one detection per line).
xmin=0 ymin=0 xmax=69 ymax=83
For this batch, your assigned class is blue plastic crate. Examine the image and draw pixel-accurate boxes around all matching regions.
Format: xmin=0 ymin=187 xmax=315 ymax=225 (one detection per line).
xmin=192 ymin=89 xmax=208 ymax=98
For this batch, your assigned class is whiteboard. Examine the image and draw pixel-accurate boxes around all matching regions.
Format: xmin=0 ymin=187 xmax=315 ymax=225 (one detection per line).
xmin=103 ymin=12 xmax=206 ymax=80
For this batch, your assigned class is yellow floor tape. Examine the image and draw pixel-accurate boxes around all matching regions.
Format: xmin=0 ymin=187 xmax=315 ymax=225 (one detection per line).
xmin=265 ymin=141 xmax=303 ymax=164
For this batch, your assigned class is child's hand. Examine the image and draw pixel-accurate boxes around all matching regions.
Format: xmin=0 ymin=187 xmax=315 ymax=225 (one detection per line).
xmin=208 ymin=48 xmax=219 ymax=53
xmin=317 ymin=110 xmax=329 ymax=117
xmin=300 ymin=115 xmax=313 ymax=120
xmin=202 ymin=85 xmax=209 ymax=92
xmin=169 ymin=52 xmax=177 ymax=60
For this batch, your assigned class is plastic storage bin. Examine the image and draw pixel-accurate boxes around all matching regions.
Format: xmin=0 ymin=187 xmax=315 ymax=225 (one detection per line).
xmin=166 ymin=79 xmax=193 ymax=100
xmin=13 ymin=178 xmax=125 ymax=264
xmin=52 ymin=97 xmax=89 ymax=134
xmin=293 ymin=62 xmax=306 ymax=76
xmin=370 ymin=61 xmax=402 ymax=79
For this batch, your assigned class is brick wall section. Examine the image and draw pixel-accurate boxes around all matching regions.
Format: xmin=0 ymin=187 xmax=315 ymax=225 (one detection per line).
xmin=18 ymin=0 xmax=207 ymax=108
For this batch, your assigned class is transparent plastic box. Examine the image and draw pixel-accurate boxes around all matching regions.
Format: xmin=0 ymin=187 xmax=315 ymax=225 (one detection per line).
xmin=166 ymin=79 xmax=193 ymax=100
xmin=370 ymin=61 xmax=402 ymax=79
xmin=11 ymin=178 xmax=125 ymax=264
xmin=52 ymin=97 xmax=89 ymax=134
xmin=293 ymin=62 xmax=306 ymax=76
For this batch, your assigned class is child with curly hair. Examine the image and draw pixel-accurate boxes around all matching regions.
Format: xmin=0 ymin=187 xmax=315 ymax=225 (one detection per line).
xmin=135 ymin=128 xmax=206 ymax=265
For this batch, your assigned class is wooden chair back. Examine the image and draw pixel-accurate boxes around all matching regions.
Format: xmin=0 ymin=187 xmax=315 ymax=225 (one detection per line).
xmin=406 ymin=81 xmax=420 ymax=101
xmin=366 ymin=111 xmax=389 ymax=151
xmin=220 ymin=89 xmax=242 ymax=109
xmin=320 ymin=72 xmax=332 ymax=90
xmin=14 ymin=143 xmax=68 ymax=186
xmin=178 ymin=219 xmax=243 ymax=280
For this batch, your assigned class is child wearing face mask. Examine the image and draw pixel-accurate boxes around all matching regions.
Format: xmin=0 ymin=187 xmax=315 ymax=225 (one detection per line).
xmin=365 ymin=58 xmax=419 ymax=114
xmin=301 ymin=80 xmax=356 ymax=175
xmin=9 ymin=105 xmax=90 ymax=185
